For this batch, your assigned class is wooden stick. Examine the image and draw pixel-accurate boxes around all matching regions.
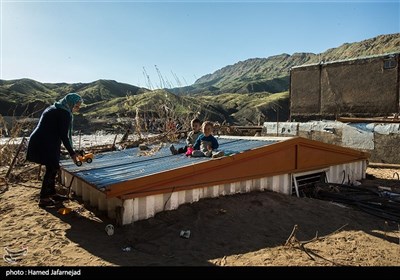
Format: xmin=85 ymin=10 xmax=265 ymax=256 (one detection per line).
xmin=301 ymin=223 xmax=348 ymax=245
xmin=285 ymin=223 xmax=347 ymax=266
xmin=299 ymin=243 xmax=315 ymax=261
xmin=368 ymin=162 xmax=400 ymax=169
xmin=285 ymin=224 xmax=299 ymax=246
xmin=67 ymin=176 xmax=75 ymax=197
xmin=298 ymin=245 xmax=342 ymax=266
xmin=112 ymin=134 xmax=118 ymax=148
xmin=5 ymin=137 xmax=26 ymax=179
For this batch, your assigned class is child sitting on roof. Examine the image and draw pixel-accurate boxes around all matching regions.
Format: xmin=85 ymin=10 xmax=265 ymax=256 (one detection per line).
xmin=191 ymin=121 xmax=224 ymax=158
xmin=170 ymin=118 xmax=202 ymax=156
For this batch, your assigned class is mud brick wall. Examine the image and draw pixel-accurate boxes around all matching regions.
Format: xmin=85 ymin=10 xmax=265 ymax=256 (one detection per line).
xmin=290 ymin=65 xmax=320 ymax=115
xmin=320 ymin=58 xmax=398 ymax=116
xmin=290 ymin=53 xmax=399 ymax=121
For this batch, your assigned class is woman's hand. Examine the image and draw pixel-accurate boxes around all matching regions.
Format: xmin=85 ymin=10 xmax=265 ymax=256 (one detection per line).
xmin=71 ymin=153 xmax=79 ymax=164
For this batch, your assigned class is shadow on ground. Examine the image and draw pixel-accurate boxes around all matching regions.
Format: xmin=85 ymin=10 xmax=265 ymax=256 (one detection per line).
xmin=44 ymin=177 xmax=400 ymax=266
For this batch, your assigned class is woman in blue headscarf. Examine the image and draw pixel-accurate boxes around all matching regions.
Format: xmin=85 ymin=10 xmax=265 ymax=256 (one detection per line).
xmin=26 ymin=93 xmax=82 ymax=207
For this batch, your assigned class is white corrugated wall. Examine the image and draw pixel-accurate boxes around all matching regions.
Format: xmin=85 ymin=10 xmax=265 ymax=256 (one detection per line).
xmin=61 ymin=160 xmax=366 ymax=225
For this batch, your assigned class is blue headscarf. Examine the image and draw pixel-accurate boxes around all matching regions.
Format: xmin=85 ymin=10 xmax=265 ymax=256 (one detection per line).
xmin=54 ymin=93 xmax=83 ymax=147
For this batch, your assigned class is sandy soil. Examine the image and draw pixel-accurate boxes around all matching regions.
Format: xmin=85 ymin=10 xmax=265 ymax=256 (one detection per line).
xmin=1 ymin=166 xmax=400 ymax=267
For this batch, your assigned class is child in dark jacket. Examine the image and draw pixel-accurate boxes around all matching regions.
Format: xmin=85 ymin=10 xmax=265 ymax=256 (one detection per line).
xmin=191 ymin=121 xmax=224 ymax=158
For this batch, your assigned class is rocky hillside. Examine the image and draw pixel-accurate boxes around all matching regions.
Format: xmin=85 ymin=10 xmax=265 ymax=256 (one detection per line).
xmin=320 ymin=33 xmax=400 ymax=61
xmin=172 ymin=33 xmax=400 ymax=95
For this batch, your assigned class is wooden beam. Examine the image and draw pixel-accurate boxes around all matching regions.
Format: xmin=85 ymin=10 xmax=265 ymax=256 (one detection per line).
xmin=338 ymin=117 xmax=400 ymax=123
xmin=368 ymin=162 xmax=400 ymax=169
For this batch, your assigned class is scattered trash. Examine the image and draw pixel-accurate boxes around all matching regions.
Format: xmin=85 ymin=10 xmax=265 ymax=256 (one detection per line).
xmin=4 ymin=247 xmax=28 ymax=256
xmin=380 ymin=191 xmax=400 ymax=202
xmin=330 ymin=202 xmax=348 ymax=208
xmin=180 ymin=230 xmax=191 ymax=239
xmin=105 ymin=224 xmax=114 ymax=236
xmin=3 ymin=247 xmax=28 ymax=264
xmin=3 ymin=254 xmax=23 ymax=264
xmin=314 ymin=182 xmax=400 ymax=222
xmin=122 ymin=246 xmax=132 ymax=252
xmin=57 ymin=207 xmax=72 ymax=215
xmin=218 ymin=208 xmax=227 ymax=214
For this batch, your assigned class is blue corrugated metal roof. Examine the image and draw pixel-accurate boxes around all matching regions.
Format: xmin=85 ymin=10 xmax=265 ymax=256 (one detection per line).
xmin=60 ymin=137 xmax=281 ymax=189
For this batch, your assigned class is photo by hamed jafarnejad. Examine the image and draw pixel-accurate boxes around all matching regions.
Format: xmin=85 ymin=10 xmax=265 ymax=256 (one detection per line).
xmin=5 ymin=268 xmax=81 ymax=277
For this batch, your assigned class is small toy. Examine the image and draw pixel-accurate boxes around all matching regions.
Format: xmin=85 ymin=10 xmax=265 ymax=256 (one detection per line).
xmin=185 ymin=146 xmax=194 ymax=156
xmin=75 ymin=150 xmax=94 ymax=166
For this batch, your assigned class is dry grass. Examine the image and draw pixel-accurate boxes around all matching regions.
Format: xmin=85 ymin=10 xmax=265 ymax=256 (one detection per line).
xmin=0 ymin=114 xmax=36 ymax=186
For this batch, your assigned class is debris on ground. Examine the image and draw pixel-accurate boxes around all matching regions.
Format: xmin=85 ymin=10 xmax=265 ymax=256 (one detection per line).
xmin=313 ymin=182 xmax=400 ymax=223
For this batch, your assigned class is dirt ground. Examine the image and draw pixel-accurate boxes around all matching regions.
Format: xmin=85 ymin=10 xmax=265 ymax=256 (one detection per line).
xmin=0 ymin=165 xmax=400 ymax=267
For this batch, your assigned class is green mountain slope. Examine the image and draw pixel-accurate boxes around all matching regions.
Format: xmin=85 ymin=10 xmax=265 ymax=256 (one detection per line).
xmin=83 ymin=89 xmax=289 ymax=125
xmin=0 ymin=79 xmax=148 ymax=116
xmin=1 ymin=33 xmax=398 ymax=126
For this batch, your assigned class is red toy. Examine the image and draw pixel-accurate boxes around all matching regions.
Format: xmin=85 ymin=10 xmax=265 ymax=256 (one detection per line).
xmin=185 ymin=146 xmax=194 ymax=156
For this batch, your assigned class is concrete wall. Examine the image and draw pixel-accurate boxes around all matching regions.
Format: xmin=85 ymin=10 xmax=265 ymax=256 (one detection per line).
xmin=290 ymin=53 xmax=400 ymax=121
xmin=263 ymin=121 xmax=400 ymax=164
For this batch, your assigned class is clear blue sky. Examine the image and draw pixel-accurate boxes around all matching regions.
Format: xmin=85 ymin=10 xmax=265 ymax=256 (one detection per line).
xmin=1 ymin=0 xmax=399 ymax=88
